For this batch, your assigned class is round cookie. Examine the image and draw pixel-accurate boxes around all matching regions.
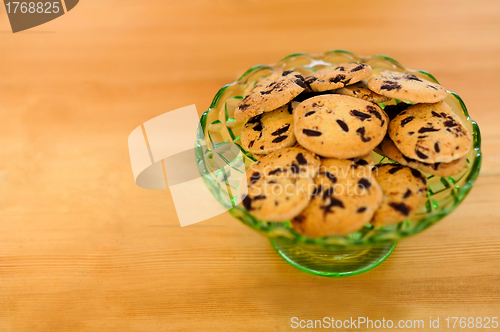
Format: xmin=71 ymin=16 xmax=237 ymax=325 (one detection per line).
xmin=368 ymin=70 xmax=448 ymax=103
xmin=388 ymin=102 xmax=471 ymax=163
xmin=371 ymin=164 xmax=427 ymax=226
xmin=242 ymin=172 xmax=314 ymax=222
xmin=241 ymin=147 xmax=321 ymax=221
xmin=252 ymin=146 xmax=321 ymax=179
xmin=381 ymin=136 xmax=467 ymax=177
xmin=234 ymin=71 xmax=307 ymax=121
xmin=335 ymin=80 xmax=390 ymax=103
xmin=240 ymin=105 xmax=296 ymax=155
xmin=291 ymin=158 xmax=383 ymax=237
xmin=294 ymin=94 xmax=389 ymax=158
xmin=304 ymin=63 xmax=372 ymax=92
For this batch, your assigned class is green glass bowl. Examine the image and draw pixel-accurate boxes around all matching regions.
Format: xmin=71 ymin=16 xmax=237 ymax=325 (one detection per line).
xmin=195 ymin=50 xmax=482 ymax=277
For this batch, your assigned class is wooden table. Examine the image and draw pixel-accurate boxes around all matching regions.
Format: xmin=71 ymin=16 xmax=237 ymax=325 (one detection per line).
xmin=1 ymin=0 xmax=499 ymax=331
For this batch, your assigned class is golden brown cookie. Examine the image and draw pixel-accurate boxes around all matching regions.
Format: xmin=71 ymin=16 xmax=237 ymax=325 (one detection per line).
xmin=240 ymin=105 xmax=296 ymax=155
xmin=291 ymin=158 xmax=383 ymax=237
xmin=381 ymin=136 xmax=467 ymax=177
xmin=388 ymin=102 xmax=471 ymax=163
xmin=241 ymin=147 xmax=321 ymax=221
xmin=304 ymin=63 xmax=372 ymax=92
xmin=371 ymin=164 xmax=427 ymax=226
xmin=368 ymin=70 xmax=447 ymax=103
xmin=234 ymin=71 xmax=306 ymax=121
xmin=294 ymin=94 xmax=388 ymax=158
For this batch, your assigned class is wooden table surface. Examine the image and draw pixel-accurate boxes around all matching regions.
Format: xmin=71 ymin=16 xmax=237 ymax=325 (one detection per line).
xmin=1 ymin=0 xmax=499 ymax=331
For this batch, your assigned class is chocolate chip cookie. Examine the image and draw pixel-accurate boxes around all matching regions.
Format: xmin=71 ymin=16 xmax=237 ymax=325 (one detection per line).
xmin=305 ymin=63 xmax=372 ymax=92
xmin=234 ymin=71 xmax=307 ymax=121
xmin=294 ymin=94 xmax=389 ymax=158
xmin=388 ymin=102 xmax=471 ymax=163
xmin=368 ymin=70 xmax=447 ymax=103
xmin=291 ymin=158 xmax=382 ymax=237
xmin=371 ymin=164 xmax=427 ymax=226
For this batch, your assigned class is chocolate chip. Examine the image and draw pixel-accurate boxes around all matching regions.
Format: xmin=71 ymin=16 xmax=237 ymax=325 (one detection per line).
xmin=416 ymin=150 xmax=428 ymax=160
xmin=282 ymin=70 xmax=293 ymax=76
xmin=247 ymin=114 xmax=263 ymax=124
xmin=305 ymin=76 xmax=317 ymax=84
xmin=252 ymin=123 xmax=263 ymax=131
xmin=295 ymin=78 xmax=307 ymax=89
xmin=287 ymin=103 xmax=293 ymax=114
xmin=357 ymin=207 xmax=367 ymax=213
xmin=418 ymin=135 xmax=428 ymax=139
xmin=389 ymin=202 xmax=411 ymax=216
xmin=250 ymin=172 xmax=261 ymax=185
xmin=334 ymin=66 xmax=345 ymax=71
xmin=380 ymin=81 xmax=402 ymax=91
xmin=322 ymin=196 xmax=345 ymax=213
xmin=403 ymin=73 xmax=422 ymax=82
xmin=330 ymin=74 xmax=346 ymax=83
xmin=268 ymin=168 xmax=283 ymax=175
xmin=248 ymin=140 xmax=254 ymax=148
xmin=242 ymin=195 xmax=253 ymax=210
xmin=320 ymin=171 xmax=337 ymax=183
xmin=401 ymin=116 xmax=415 ymax=127
xmin=238 ymin=104 xmax=250 ymax=111
xmin=427 ymin=84 xmax=438 ymax=90
xmin=411 ymin=168 xmax=427 ymax=185
xmin=271 ymin=125 xmax=290 ymax=136
xmin=355 ymin=159 xmax=369 ymax=166
xmin=290 ymin=162 xmax=300 ymax=174
xmin=444 ymin=120 xmax=458 ymax=127
xmin=367 ymin=106 xmax=382 ymax=121
xmin=305 ymin=111 xmax=316 ymax=117
xmin=272 ymin=136 xmax=288 ymax=143
xmin=358 ymin=178 xmax=372 ymax=189
xmin=253 ymin=195 xmax=266 ymax=200
xmin=322 ymin=187 xmax=334 ymax=199
xmin=388 ymin=166 xmax=404 ymax=174
xmin=302 ymin=129 xmax=322 ymax=136
xmin=408 ymin=131 xmax=415 ymax=136
xmin=351 ymin=64 xmax=365 ymax=72
xmin=336 ymin=120 xmax=349 ymax=132
xmin=403 ymin=189 xmax=412 ymax=198
xmin=296 ymin=153 xmax=308 ymax=165
xmin=350 ymin=110 xmax=372 ymax=121
xmin=356 ymin=127 xmax=371 ymax=142
xmin=434 ymin=142 xmax=440 ymax=153
xmin=418 ymin=127 xmax=440 ymax=133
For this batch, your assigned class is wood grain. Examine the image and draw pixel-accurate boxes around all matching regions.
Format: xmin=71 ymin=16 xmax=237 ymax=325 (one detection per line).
xmin=1 ymin=0 xmax=499 ymax=331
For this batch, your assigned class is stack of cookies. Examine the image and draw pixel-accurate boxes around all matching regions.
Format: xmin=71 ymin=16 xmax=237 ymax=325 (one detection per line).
xmin=235 ymin=63 xmax=472 ymax=238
